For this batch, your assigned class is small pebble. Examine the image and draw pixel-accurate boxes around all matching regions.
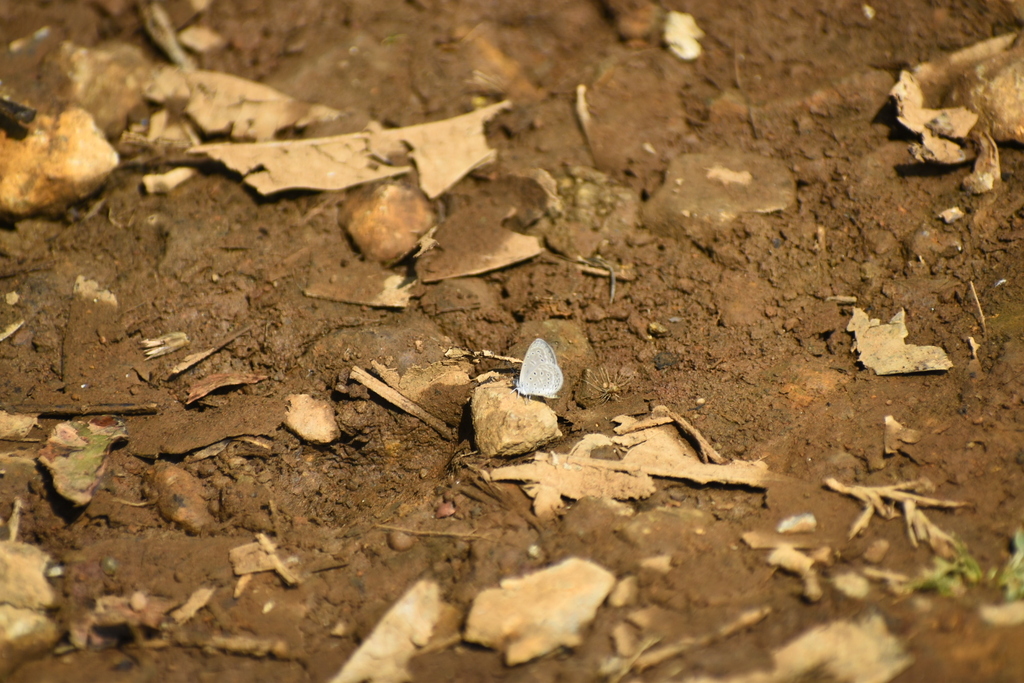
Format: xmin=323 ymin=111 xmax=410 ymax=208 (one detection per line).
xmin=863 ymin=538 xmax=890 ymax=564
xmin=387 ymin=530 xmax=416 ymax=551
xmin=435 ymin=501 xmax=456 ymax=519
xmin=608 ymin=576 xmax=639 ymax=607
xmin=647 ymin=321 xmax=669 ymax=338
xmin=777 ymin=512 xmax=817 ymax=534
xmin=129 ymin=591 xmax=148 ymax=612
xmin=832 ymin=572 xmax=870 ymax=600
xmin=100 ymin=556 xmax=119 ymax=576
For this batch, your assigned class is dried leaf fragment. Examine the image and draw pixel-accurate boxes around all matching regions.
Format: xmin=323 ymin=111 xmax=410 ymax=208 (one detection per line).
xmin=185 ymin=372 xmax=267 ymax=404
xmin=190 ymin=101 xmax=511 ymax=198
xmin=328 ymin=580 xmax=441 ymax=683
xmin=890 ymin=70 xmax=977 ymax=164
xmin=37 ymin=417 xmax=127 ymax=506
xmin=848 ymin=308 xmax=952 ymax=375
xmin=148 ymin=67 xmax=341 ymax=140
xmin=883 ymin=415 xmax=922 ymax=455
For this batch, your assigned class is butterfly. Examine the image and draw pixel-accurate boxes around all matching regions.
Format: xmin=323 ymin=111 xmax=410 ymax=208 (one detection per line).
xmin=515 ymin=338 xmax=563 ymax=399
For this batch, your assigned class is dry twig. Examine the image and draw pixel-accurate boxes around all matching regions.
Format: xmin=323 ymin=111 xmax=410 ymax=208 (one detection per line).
xmin=825 ymin=477 xmax=967 ymax=558
xmin=349 ymin=366 xmax=452 ymax=438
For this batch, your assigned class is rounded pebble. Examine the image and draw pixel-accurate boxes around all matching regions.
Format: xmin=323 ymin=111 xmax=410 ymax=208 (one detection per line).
xmin=100 ymin=556 xmax=119 ymax=576
xmin=387 ymin=530 xmax=416 ymax=551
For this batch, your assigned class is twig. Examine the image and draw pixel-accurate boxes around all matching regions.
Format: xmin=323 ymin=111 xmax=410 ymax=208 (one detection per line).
xmin=349 ymin=366 xmax=452 ymax=438
xmin=579 ymin=255 xmax=618 ymax=304
xmin=969 ymin=280 xmax=987 ymax=335
xmin=139 ymin=0 xmax=196 ymax=70
xmin=375 ymin=524 xmax=490 ymax=540
xmin=168 ymin=326 xmax=253 ymax=377
xmin=444 ymin=347 xmax=522 ymax=365
xmin=3 ymin=402 xmax=159 ymax=416
xmin=575 ymin=84 xmax=595 ymax=158
xmin=614 ymin=405 xmax=726 ymax=464
xmin=825 ymin=477 xmax=967 ymax=558
xmin=633 ymin=606 xmax=771 ymax=672
xmin=5 ymin=498 xmax=23 ymax=541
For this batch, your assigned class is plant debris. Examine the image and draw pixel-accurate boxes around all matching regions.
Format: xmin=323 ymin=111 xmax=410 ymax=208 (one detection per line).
xmin=825 ymin=477 xmax=967 ymax=559
xmin=847 ymin=308 xmax=953 ymax=375
xmin=190 ymin=101 xmax=510 ymax=197
xmin=147 ymin=67 xmax=341 ymax=140
xmin=37 ymin=417 xmax=127 ymax=506
xmin=675 ymin=614 xmax=912 ymax=683
xmin=185 ymin=372 xmax=267 ymax=404
xmin=328 ymin=580 xmax=442 ymax=683
xmin=463 ymin=558 xmax=615 ymax=665
xmin=883 ymin=415 xmax=923 ymax=455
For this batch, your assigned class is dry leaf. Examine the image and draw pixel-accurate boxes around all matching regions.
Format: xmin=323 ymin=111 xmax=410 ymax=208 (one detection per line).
xmin=191 ymin=100 xmax=511 ymax=197
xmin=890 ymin=70 xmax=977 ymax=164
xmin=883 ymin=415 xmax=923 ymax=455
xmin=186 ymin=372 xmax=267 ymax=403
xmin=37 ymin=417 xmax=127 ymax=506
xmin=848 ymin=308 xmax=952 ymax=375
xmin=147 ymin=67 xmax=341 ymax=141
xmin=328 ymin=580 xmax=442 ymax=683
xmin=489 ymin=452 xmax=657 ymax=504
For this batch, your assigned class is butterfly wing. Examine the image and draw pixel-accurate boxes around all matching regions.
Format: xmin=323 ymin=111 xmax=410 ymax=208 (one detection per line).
xmin=517 ymin=339 xmax=563 ymax=399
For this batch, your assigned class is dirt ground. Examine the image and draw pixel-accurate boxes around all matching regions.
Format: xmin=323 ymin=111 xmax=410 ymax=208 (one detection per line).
xmin=3 ymin=0 xmax=1024 ymax=681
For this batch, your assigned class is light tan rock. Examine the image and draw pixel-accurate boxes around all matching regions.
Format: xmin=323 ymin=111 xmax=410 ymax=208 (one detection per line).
xmin=285 ymin=394 xmax=340 ymax=444
xmin=471 ymin=382 xmax=560 ymax=456
xmin=0 ymin=108 xmax=118 ymax=220
xmin=147 ymin=463 xmax=215 ymax=533
xmin=58 ymin=41 xmax=155 ymax=139
xmin=0 ymin=541 xmax=55 ymax=610
xmin=340 ymin=182 xmax=435 ymax=264
xmin=0 ymin=605 xmax=60 ymax=679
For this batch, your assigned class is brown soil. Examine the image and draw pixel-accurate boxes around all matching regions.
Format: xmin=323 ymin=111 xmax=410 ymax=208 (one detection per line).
xmin=3 ymin=1 xmax=1024 ymax=681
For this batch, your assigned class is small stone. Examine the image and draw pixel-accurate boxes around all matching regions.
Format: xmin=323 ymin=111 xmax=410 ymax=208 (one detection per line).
xmin=647 ymin=321 xmax=669 ymax=338
xmin=58 ymin=42 xmax=154 ymax=139
xmin=863 ymin=539 xmax=890 ymax=564
xmin=0 ymin=108 xmax=118 ymax=220
xmin=285 ymin=394 xmax=340 ymax=444
xmin=639 ymin=554 xmax=672 ymax=574
xmin=607 ymin=575 xmax=639 ymax=607
xmin=147 ymin=463 xmax=216 ymax=533
xmin=471 ymin=383 xmax=561 ymax=457
xmin=0 ymin=605 xmax=60 ymax=679
xmin=938 ymin=207 xmax=964 ymax=224
xmin=100 ymin=556 xmax=119 ymax=576
xmin=129 ymin=591 xmax=148 ymax=612
xmin=777 ymin=513 xmax=818 ymax=534
xmin=387 ymin=531 xmax=416 ymax=552
xmin=832 ymin=572 xmax=870 ymax=600
xmin=142 ymin=167 xmax=196 ymax=194
xmin=340 ymin=182 xmax=434 ymax=264
xmin=642 ymin=151 xmax=795 ymax=248
xmin=435 ymin=501 xmax=456 ymax=519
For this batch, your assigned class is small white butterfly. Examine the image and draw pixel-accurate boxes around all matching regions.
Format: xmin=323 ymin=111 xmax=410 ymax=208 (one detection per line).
xmin=515 ymin=338 xmax=563 ymax=399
